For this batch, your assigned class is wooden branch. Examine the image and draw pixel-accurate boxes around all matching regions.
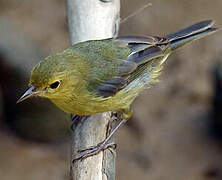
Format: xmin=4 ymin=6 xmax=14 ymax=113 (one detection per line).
xmin=66 ymin=0 xmax=120 ymax=179
xmin=67 ymin=0 xmax=120 ymax=44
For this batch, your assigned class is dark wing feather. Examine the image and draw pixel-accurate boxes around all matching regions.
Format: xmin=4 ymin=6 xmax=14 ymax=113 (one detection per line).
xmin=95 ymin=59 xmax=137 ymax=97
xmin=115 ymin=36 xmax=168 ymax=45
xmin=128 ymin=46 xmax=164 ymax=64
xmin=93 ymin=37 xmax=168 ymax=97
xmin=96 ymin=77 xmax=128 ymax=97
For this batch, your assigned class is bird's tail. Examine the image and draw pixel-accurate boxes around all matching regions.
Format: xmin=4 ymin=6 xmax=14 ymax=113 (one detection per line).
xmin=166 ymin=20 xmax=218 ymax=51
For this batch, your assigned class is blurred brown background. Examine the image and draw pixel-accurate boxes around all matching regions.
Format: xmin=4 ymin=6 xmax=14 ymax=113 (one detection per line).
xmin=0 ymin=0 xmax=222 ymax=179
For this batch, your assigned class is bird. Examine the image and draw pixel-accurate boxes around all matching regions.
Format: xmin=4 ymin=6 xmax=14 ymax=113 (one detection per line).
xmin=17 ymin=20 xmax=218 ymax=161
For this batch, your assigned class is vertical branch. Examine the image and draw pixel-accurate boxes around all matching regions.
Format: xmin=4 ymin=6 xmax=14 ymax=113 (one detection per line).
xmin=66 ymin=0 xmax=120 ymax=179
xmin=67 ymin=0 xmax=120 ymax=44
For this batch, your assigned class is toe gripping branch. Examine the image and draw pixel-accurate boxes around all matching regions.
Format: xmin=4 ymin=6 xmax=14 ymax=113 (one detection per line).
xmin=72 ymin=112 xmax=127 ymax=162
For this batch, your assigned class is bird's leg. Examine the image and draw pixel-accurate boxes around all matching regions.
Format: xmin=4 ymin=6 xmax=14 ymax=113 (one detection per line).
xmin=70 ymin=114 xmax=89 ymax=131
xmin=72 ymin=117 xmax=128 ymax=162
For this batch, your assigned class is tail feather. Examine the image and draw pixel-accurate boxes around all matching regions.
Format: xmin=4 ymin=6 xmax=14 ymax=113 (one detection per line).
xmin=165 ymin=20 xmax=218 ymax=50
xmin=166 ymin=20 xmax=215 ymax=40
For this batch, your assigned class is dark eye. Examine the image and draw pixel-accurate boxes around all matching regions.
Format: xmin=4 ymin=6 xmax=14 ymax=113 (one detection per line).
xmin=50 ymin=81 xmax=60 ymax=89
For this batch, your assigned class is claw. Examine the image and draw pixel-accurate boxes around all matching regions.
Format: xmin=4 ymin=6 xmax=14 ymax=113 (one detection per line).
xmin=72 ymin=142 xmax=116 ymax=163
xmin=77 ymin=145 xmax=97 ymax=153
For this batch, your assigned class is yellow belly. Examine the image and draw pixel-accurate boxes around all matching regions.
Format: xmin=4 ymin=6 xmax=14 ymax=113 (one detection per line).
xmin=50 ymin=87 xmax=139 ymax=117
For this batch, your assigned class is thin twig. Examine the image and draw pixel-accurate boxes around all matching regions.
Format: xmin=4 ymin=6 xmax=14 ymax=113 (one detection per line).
xmin=121 ymin=1 xmax=152 ymax=24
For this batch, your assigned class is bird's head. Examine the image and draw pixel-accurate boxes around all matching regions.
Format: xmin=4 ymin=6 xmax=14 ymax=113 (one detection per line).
xmin=17 ymin=51 xmax=81 ymax=103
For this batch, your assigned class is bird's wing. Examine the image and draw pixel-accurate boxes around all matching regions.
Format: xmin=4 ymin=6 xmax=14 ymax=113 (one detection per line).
xmin=86 ymin=37 xmax=169 ymax=97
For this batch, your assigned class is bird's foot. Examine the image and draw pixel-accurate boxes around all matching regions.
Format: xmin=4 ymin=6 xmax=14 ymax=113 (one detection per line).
xmin=72 ymin=141 xmax=116 ymax=163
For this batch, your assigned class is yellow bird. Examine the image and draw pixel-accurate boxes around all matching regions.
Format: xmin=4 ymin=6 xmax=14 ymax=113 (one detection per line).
xmin=18 ymin=20 xmax=218 ymax=161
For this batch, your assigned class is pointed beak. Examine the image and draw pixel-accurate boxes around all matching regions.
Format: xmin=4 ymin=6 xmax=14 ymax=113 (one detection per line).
xmin=17 ymin=85 xmax=39 ymax=104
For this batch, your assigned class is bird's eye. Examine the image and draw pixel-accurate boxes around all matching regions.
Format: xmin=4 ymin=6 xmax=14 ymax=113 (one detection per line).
xmin=50 ymin=81 xmax=60 ymax=89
